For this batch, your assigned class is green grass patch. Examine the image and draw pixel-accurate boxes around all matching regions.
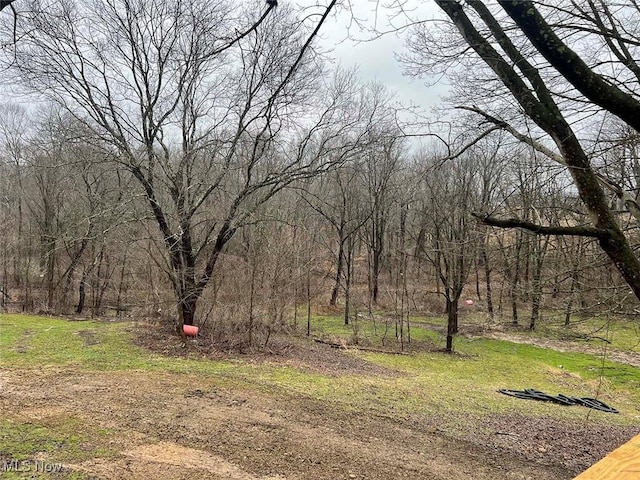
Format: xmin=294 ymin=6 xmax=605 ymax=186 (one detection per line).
xmin=0 ymin=314 xmax=236 ymax=376
xmin=464 ymin=337 xmax=640 ymax=386
xmin=229 ymin=347 xmax=639 ymax=430
xmin=456 ymin=311 xmax=640 ymax=354
xmin=355 ymin=336 xmax=640 ymax=422
xmin=282 ymin=313 xmax=640 ymax=424
xmin=309 ymin=313 xmax=442 ymax=345
xmin=533 ymin=315 xmax=640 ymax=353
xmin=1 ymin=314 xmax=138 ymax=368
xmin=0 ymin=416 xmax=114 ymax=463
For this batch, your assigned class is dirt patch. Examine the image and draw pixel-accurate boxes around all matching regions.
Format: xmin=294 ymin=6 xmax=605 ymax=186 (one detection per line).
xmin=123 ymin=442 xmax=260 ymax=479
xmin=108 ymin=442 xmax=287 ymax=479
xmin=76 ymin=330 xmax=100 ymax=347
xmin=483 ymin=414 xmax=637 ymax=473
xmin=246 ymin=338 xmax=401 ymax=377
xmin=0 ymin=366 xmax=587 ymax=480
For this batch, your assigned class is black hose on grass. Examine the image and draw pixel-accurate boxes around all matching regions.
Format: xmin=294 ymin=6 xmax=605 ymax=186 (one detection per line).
xmin=498 ymin=388 xmax=619 ymax=413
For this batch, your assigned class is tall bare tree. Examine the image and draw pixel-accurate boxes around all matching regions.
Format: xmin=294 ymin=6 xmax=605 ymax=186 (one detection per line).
xmin=0 ymin=103 xmax=29 ymax=307
xmin=415 ymin=153 xmax=481 ymax=351
xmin=400 ymin=0 xmax=640 ymax=304
xmin=362 ymin=135 xmax=402 ymax=307
xmin=3 ymin=0 xmax=393 ymax=328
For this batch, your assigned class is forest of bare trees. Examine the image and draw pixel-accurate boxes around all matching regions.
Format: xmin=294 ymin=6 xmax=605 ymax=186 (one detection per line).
xmin=1 ymin=1 xmax=639 ymax=351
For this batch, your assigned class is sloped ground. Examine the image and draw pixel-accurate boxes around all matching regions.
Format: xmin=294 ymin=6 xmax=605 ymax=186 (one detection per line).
xmin=1 ymin=317 xmax=637 ymax=479
xmin=480 ymin=330 xmax=640 ymax=368
xmin=1 ymin=366 xmax=577 ymax=480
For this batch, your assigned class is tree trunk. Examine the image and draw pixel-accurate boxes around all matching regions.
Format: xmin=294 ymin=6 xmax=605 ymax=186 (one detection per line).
xmin=445 ymin=296 xmax=458 ymax=352
xmin=343 ymin=240 xmax=354 ymax=326
xmin=343 ymin=287 xmax=350 ymax=326
xmin=510 ymin=232 xmax=523 ymax=326
xmin=248 ymin=264 xmax=256 ymax=347
xmin=482 ymin=241 xmax=494 ymax=320
xmin=522 ymin=238 xmax=531 ymax=302
xmin=330 ymin=239 xmax=344 ymax=307
xmin=45 ymin=234 xmax=56 ymax=310
xmin=1 ymin=235 xmax=8 ymax=310
xmin=564 ymin=272 xmax=577 ymax=327
xmin=179 ymin=295 xmax=197 ymax=327
xmin=116 ymin=245 xmax=128 ymax=317
xmin=76 ymin=271 xmax=86 ymax=314
xmin=529 ymin=237 xmax=548 ymax=331
xmin=475 ymin=255 xmax=481 ymax=300
xmin=372 ymin=247 xmax=380 ymax=304
xmin=306 ymin=268 xmax=312 ymax=337
xmin=23 ymin=238 xmax=33 ymax=312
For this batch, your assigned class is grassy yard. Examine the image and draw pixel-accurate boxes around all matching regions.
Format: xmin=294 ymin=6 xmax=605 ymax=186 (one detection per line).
xmin=0 ymin=313 xmax=639 ymax=479
xmin=308 ymin=313 xmax=640 ymax=419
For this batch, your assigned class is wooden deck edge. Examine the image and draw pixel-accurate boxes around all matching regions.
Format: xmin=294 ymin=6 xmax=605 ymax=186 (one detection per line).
xmin=573 ymin=433 xmax=640 ymax=479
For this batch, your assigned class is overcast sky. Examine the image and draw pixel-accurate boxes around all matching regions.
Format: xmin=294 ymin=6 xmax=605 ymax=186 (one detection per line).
xmin=319 ymin=2 xmax=449 ymax=112
xmin=2 ymin=1 xmax=450 ymax=126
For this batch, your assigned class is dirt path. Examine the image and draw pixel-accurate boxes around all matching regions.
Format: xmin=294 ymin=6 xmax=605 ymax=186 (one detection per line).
xmin=0 ymin=366 xmax=577 ymax=480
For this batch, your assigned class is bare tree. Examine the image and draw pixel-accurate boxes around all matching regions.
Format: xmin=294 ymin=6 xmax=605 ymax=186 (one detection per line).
xmin=4 ymin=0 xmax=394 ymax=329
xmin=303 ymin=163 xmax=370 ymax=323
xmin=415 ymin=153 xmax=480 ymax=352
xmin=0 ymin=103 xmax=29 ymax=308
xmin=400 ymin=0 xmax=640 ymax=303
xmin=362 ymin=135 xmax=403 ymax=307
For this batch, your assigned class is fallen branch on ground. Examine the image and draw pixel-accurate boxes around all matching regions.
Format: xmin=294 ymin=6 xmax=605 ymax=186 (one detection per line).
xmin=313 ymin=338 xmax=409 ymax=355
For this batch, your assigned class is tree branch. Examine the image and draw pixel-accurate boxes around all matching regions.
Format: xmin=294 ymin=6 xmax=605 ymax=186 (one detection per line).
xmin=459 ymin=105 xmax=640 ymax=222
xmin=499 ymin=0 xmax=640 ymax=132
xmin=473 ymin=213 xmax=608 ymax=238
xmin=0 ymin=0 xmax=15 ymax=11
xmin=210 ymin=3 xmax=276 ymax=56
xmin=456 ymin=105 xmax=567 ymax=164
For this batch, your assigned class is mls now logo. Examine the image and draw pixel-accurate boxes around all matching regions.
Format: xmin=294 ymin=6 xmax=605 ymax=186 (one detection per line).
xmin=1 ymin=459 xmax=64 ymax=473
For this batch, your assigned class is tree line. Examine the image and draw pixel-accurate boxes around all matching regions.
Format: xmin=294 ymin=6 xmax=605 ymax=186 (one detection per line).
xmin=1 ymin=0 xmax=639 ymax=351
xmin=1 ymin=102 xmax=634 ymax=349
